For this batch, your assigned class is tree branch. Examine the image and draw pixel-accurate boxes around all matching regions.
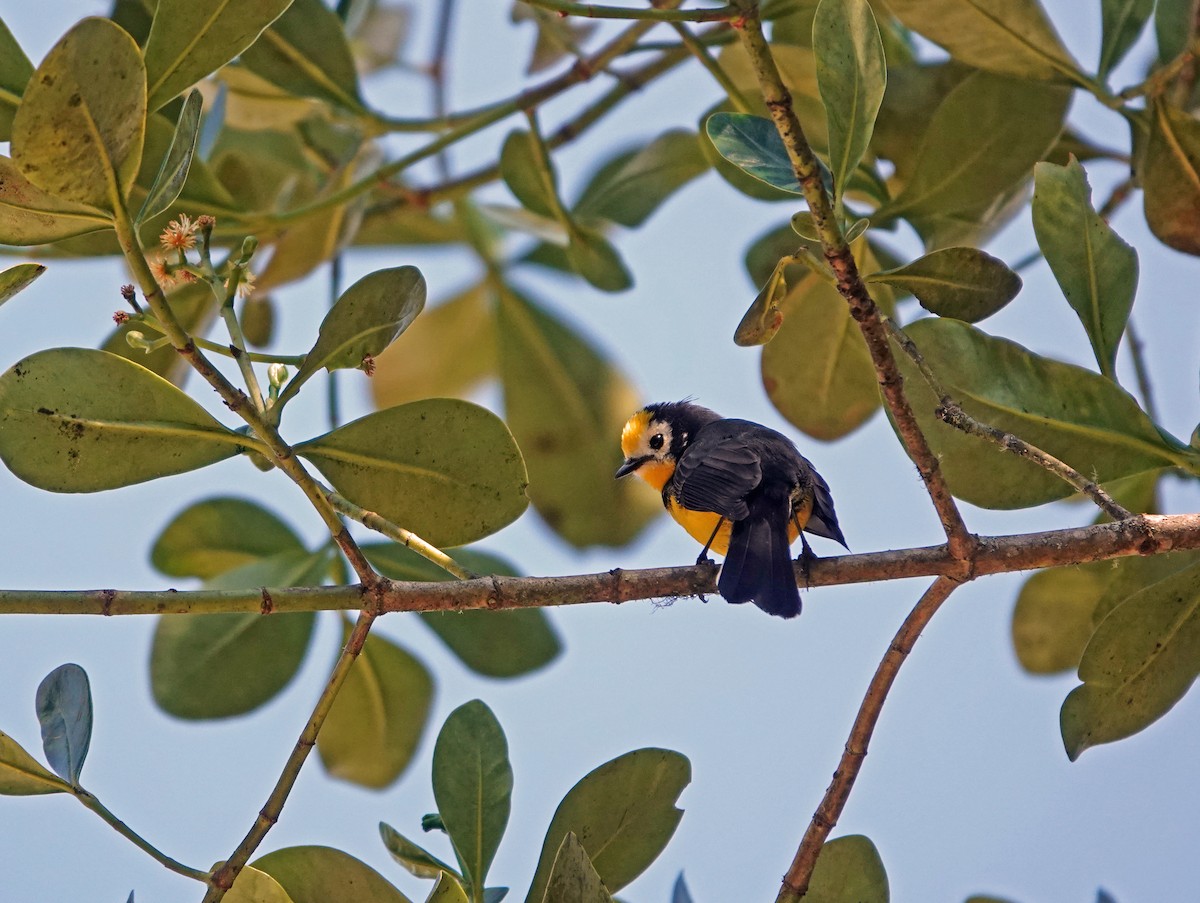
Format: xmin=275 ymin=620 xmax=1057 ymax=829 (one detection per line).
xmin=776 ymin=576 xmax=961 ymax=903
xmin=5 ymin=512 xmax=1198 ymax=616
xmin=732 ymin=12 xmax=975 ymax=563
xmin=518 ymin=0 xmax=739 ymax=22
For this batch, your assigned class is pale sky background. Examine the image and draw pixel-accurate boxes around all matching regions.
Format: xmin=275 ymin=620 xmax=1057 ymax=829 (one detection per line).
xmin=2 ymin=3 xmax=1199 ymax=903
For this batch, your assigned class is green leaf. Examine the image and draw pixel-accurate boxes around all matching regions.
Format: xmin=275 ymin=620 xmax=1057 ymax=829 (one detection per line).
xmin=1098 ymin=0 xmax=1155 ymax=78
xmin=0 ymin=730 xmax=70 ymax=795
xmin=1091 ymin=551 xmax=1200 ymax=624
xmin=574 ymin=130 xmax=709 ymax=227
xmin=379 ymin=822 xmax=460 ymax=881
xmin=0 ymin=16 xmax=33 ymax=141
xmin=705 ymin=113 xmax=801 ymax=194
xmin=254 ymin=847 xmax=414 ymax=903
xmin=500 ymin=130 xmax=558 ymax=218
xmin=1012 ymin=563 xmax=1109 ymax=675
xmin=137 ymin=89 xmax=202 ymax=224
xmin=225 ymin=866 xmax=296 ymax=903
xmin=317 ymin=625 xmax=433 ymax=789
xmin=35 ymin=663 xmax=92 ymax=786
xmin=762 ymin=239 xmax=886 ymax=440
xmin=426 ymin=873 xmax=470 ymax=903
xmin=239 ymin=0 xmax=365 ymax=113
xmin=365 ymin=543 xmax=561 ymax=678
xmin=1155 ymin=0 xmax=1196 ymax=63
xmin=566 ymin=225 xmax=633 ymax=293
xmin=478 ymin=204 xmax=569 ymax=245
xmin=891 ymin=319 xmax=1183 ymax=509
xmin=11 ymin=18 xmax=146 ymax=210
xmin=432 ymin=700 xmax=513 ymax=890
xmin=1142 ymin=99 xmax=1200 ymax=256
xmin=137 ymin=108 xmax=237 ymax=216
xmin=1032 ymin=159 xmax=1138 ymax=378
xmin=523 ymin=748 xmax=690 ymax=903
xmin=371 ymin=283 xmax=497 ymax=409
xmin=152 ymin=497 xmax=305 ymax=579
xmin=299 ymin=399 xmax=527 ymax=547
xmin=540 ymin=833 xmax=614 ymax=903
xmin=0 ymin=155 xmax=110 ymax=245
xmin=496 ymin=288 xmax=658 ymax=547
xmin=0 ymin=263 xmax=46 ymax=308
xmin=143 ymin=0 xmax=291 ymax=111
xmin=1061 ymin=559 xmax=1200 ymax=759
xmin=866 ymin=247 xmax=1021 ymax=322
xmin=149 ymin=550 xmax=325 ymax=719
xmin=880 ymin=71 xmax=1070 ymax=224
xmin=282 ymin=266 xmax=426 ymax=404
xmin=882 ymin=0 xmax=1079 ymax=81
xmin=813 ymin=0 xmax=886 ymax=201
xmin=806 ymin=835 xmax=888 ymax=903
xmin=0 ymin=348 xmax=242 ymax=493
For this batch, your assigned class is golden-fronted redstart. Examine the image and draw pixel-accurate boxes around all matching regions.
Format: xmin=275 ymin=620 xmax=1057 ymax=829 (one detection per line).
xmin=616 ymin=400 xmax=846 ymax=618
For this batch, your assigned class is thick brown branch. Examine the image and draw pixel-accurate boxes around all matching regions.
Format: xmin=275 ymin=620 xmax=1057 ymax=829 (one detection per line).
xmin=6 ymin=513 xmax=1199 ymax=616
xmin=776 ymin=576 xmax=961 ymax=903
xmin=733 ymin=14 xmax=974 ymax=562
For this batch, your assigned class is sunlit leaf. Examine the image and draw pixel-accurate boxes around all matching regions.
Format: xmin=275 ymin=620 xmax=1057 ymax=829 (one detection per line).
xmin=372 ymin=283 xmax=498 ymax=408
xmin=1098 ymin=0 xmax=1155 ymax=78
xmin=365 ymin=543 xmax=560 ymax=678
xmin=813 ymin=0 xmax=886 ymax=201
xmin=880 ymin=71 xmax=1069 ymax=224
xmin=297 ymin=398 xmax=528 ymax=548
xmin=540 ymin=833 xmax=614 ymax=903
xmin=0 ymin=730 xmax=70 ymax=796
xmin=34 ymin=663 xmax=92 ymax=786
xmin=281 ymin=266 xmax=425 ymax=404
xmin=240 ymin=0 xmax=365 ymax=113
xmin=150 ymin=550 xmax=326 ymax=719
xmin=891 ymin=319 xmax=1183 ymax=509
xmin=1061 ymin=559 xmax=1200 ymax=759
xmin=496 ymin=287 xmax=657 ymax=547
xmin=806 ymin=835 xmax=888 ymax=903
xmin=137 ymin=89 xmax=202 ymax=224
xmin=11 ymin=18 xmax=145 ymax=210
xmin=0 ymin=348 xmax=242 ymax=493
xmin=426 ymin=873 xmax=469 ymax=903
xmin=524 ymin=748 xmax=690 ymax=903
xmin=1142 ymin=99 xmax=1200 ymax=256
xmin=255 ymin=847 xmax=414 ymax=903
xmin=151 ymin=497 xmax=305 ymax=579
xmin=317 ymin=624 xmax=433 ymax=789
xmin=882 ymin=0 xmax=1079 ymax=81
xmin=225 ymin=866 xmax=296 ymax=903
xmin=574 ymin=130 xmax=709 ymax=227
xmin=0 ymin=16 xmax=33 ymax=141
xmin=0 ymin=263 xmax=46 ymax=308
xmin=1033 ymin=159 xmax=1138 ymax=378
xmin=433 ymin=700 xmax=513 ymax=889
xmin=866 ymin=247 xmax=1021 ymax=322
xmin=143 ymin=0 xmax=290 ymax=111
xmin=379 ymin=822 xmax=460 ymax=881
xmin=0 ymin=155 xmax=110 ymax=245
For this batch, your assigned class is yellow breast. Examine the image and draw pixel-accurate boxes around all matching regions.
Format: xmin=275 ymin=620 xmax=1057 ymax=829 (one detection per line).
xmin=665 ymin=492 xmax=811 ymax=557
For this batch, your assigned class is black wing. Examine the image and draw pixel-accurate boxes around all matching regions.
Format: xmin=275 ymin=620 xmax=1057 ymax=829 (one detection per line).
xmin=671 ymin=425 xmax=763 ymax=520
xmin=802 ymin=464 xmax=848 ymax=548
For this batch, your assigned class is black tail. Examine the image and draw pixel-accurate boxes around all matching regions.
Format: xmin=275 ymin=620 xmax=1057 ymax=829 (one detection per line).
xmin=717 ymin=497 xmax=801 ymax=619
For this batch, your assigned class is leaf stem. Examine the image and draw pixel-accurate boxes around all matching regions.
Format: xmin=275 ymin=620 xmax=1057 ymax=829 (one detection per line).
xmin=517 ymin=0 xmax=739 ymax=22
xmin=670 ymin=20 xmax=754 ymax=112
xmin=74 ymin=788 xmax=208 ymax=883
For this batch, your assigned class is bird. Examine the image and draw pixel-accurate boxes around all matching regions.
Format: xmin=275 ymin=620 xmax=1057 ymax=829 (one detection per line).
xmin=616 ymin=400 xmax=846 ymax=618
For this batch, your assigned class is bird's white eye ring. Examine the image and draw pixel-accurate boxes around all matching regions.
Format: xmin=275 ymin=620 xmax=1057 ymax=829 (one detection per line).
xmin=649 ymin=433 xmax=665 ymax=450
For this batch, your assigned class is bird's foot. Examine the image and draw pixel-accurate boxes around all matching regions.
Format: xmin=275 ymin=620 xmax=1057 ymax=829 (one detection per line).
xmin=795 ymin=540 xmax=817 ymax=589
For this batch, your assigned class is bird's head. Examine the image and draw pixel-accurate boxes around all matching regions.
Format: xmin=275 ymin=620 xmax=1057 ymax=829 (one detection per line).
xmin=616 ymin=400 xmax=721 ymax=490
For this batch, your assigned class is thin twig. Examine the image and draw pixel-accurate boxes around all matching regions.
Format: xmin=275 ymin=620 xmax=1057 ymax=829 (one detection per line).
xmin=5 ymin=510 xmax=1196 ymax=616
xmin=518 ymin=0 xmax=738 ymax=22
xmin=670 ymin=21 xmax=754 ymax=111
xmin=886 ymin=320 xmax=1135 ymax=521
xmin=1125 ymin=319 xmax=1160 ymax=423
xmin=75 ymin=789 xmax=209 ymax=883
xmin=733 ymin=13 xmax=975 ymax=562
xmin=776 ymin=576 xmax=961 ymax=903
xmin=204 ymin=607 xmax=381 ymax=901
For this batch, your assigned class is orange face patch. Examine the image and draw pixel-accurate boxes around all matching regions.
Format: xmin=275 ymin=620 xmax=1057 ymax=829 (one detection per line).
xmin=620 ymin=409 xmax=652 ymax=459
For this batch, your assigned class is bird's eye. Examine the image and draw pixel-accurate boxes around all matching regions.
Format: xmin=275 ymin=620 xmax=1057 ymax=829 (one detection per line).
xmin=649 ymin=433 xmax=665 ymax=450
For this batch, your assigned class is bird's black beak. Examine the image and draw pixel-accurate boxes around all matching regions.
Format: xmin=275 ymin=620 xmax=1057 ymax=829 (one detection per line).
xmin=615 ymin=456 xmax=648 ymax=478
